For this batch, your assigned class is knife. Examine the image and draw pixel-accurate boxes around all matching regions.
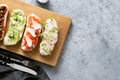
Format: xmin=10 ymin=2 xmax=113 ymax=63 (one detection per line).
xmin=0 ymin=53 xmax=29 ymax=66
xmin=0 ymin=59 xmax=37 ymax=76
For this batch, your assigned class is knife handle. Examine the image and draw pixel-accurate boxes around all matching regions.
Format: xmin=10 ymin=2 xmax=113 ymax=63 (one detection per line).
xmin=0 ymin=53 xmax=32 ymax=70
xmin=0 ymin=54 xmax=13 ymax=63
xmin=0 ymin=54 xmax=22 ymax=63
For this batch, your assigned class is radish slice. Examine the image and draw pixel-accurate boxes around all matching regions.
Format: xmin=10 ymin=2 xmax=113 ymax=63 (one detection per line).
xmin=40 ymin=17 xmax=58 ymax=56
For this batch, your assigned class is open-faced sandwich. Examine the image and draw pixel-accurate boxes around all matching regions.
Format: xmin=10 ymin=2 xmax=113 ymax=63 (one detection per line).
xmin=21 ymin=13 xmax=41 ymax=51
xmin=39 ymin=17 xmax=58 ymax=56
xmin=4 ymin=9 xmax=26 ymax=45
xmin=0 ymin=4 xmax=8 ymax=41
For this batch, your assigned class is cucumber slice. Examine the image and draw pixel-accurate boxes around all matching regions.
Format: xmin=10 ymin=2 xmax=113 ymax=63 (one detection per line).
xmin=4 ymin=9 xmax=26 ymax=45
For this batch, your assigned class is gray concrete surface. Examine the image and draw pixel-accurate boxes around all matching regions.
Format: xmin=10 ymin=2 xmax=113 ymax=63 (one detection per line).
xmin=22 ymin=0 xmax=120 ymax=80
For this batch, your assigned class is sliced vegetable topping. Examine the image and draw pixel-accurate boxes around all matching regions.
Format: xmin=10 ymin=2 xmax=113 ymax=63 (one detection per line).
xmin=21 ymin=13 xmax=41 ymax=51
xmin=40 ymin=17 xmax=58 ymax=56
xmin=4 ymin=9 xmax=26 ymax=45
xmin=0 ymin=4 xmax=8 ymax=40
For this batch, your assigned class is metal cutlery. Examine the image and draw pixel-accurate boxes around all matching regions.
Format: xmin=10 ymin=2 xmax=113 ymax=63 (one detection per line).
xmin=0 ymin=59 xmax=37 ymax=76
xmin=0 ymin=54 xmax=29 ymax=66
xmin=0 ymin=54 xmax=37 ymax=76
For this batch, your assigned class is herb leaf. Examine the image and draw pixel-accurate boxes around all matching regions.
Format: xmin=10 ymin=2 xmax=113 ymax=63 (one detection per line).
xmin=38 ymin=33 xmax=43 ymax=38
xmin=41 ymin=22 xmax=47 ymax=27
xmin=49 ymin=16 xmax=53 ymax=21
xmin=42 ymin=43 xmax=47 ymax=46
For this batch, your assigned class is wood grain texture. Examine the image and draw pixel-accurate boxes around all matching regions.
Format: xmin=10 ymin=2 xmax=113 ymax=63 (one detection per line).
xmin=0 ymin=0 xmax=71 ymax=66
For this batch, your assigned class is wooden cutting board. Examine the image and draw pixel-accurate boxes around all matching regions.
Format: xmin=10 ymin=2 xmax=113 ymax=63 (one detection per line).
xmin=0 ymin=0 xmax=71 ymax=66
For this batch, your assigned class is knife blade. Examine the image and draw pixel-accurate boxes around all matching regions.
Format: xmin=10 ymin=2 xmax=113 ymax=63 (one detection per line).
xmin=7 ymin=63 xmax=37 ymax=76
xmin=0 ymin=60 xmax=37 ymax=76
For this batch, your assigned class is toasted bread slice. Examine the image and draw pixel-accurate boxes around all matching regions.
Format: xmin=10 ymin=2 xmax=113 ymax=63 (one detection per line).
xmin=4 ymin=9 xmax=26 ymax=45
xmin=21 ymin=13 xmax=41 ymax=51
xmin=0 ymin=4 xmax=8 ymax=40
xmin=40 ymin=18 xmax=58 ymax=56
